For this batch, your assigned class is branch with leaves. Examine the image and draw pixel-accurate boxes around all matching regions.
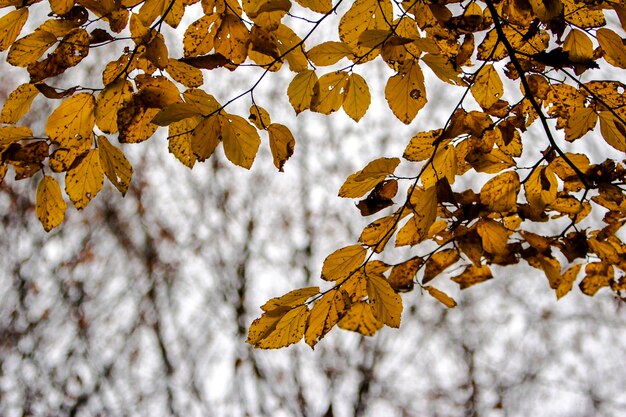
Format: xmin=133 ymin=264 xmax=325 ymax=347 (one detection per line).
xmin=1 ymin=0 xmax=626 ymax=349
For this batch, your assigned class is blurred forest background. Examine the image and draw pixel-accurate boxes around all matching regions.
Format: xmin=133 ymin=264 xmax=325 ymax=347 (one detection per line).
xmin=1 ymin=2 xmax=626 ymax=416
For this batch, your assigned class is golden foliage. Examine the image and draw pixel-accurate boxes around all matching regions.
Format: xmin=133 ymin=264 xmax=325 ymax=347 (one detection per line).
xmin=0 ymin=0 xmax=625 ymax=349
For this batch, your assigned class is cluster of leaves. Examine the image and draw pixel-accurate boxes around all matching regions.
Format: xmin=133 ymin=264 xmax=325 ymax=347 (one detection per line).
xmin=1 ymin=0 xmax=626 ymax=349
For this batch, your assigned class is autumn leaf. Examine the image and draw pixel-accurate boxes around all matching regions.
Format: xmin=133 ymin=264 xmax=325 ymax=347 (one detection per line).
xmin=0 ymin=83 xmax=39 ymax=124
xmin=247 ymin=305 xmax=309 ymax=349
xmin=366 ymin=272 xmax=402 ymax=327
xmin=287 ymin=70 xmax=318 ymax=114
xmin=220 ymin=114 xmax=261 ymax=169
xmin=385 ymin=60 xmax=427 ymax=124
xmin=339 ymin=157 xmax=400 ymax=198
xmin=307 ymin=41 xmax=353 ymax=66
xmin=96 ymin=80 xmax=133 ymax=134
xmin=46 ymin=93 xmax=96 ymax=149
xmin=36 ymin=176 xmax=66 ymax=232
xmin=342 ymin=73 xmax=371 ymax=122
xmin=424 ymin=286 xmax=457 ymax=308
xmin=471 ymin=64 xmax=504 ymax=109
xmin=65 ymin=149 xmax=104 ymax=210
xmin=267 ymin=123 xmax=295 ymax=172
xmin=337 ymin=302 xmax=383 ymax=336
xmin=321 ymin=244 xmax=366 ymax=281
xmin=480 ymin=171 xmax=520 ymax=213
xmin=97 ymin=136 xmax=133 ymax=195
xmin=0 ymin=8 xmax=28 ymax=52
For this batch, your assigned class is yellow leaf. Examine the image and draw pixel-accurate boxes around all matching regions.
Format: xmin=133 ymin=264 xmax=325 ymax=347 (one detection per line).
xmin=339 ymin=0 xmax=392 ymax=62
xmin=403 ymin=129 xmax=446 ymax=162
xmin=267 ymin=123 xmax=295 ymax=172
xmin=50 ymin=28 xmax=90 ymax=69
xmin=117 ymin=102 xmax=160 ymax=144
xmin=49 ymin=0 xmax=74 ymax=15
xmin=528 ymin=254 xmax=561 ymax=289
xmin=424 ymin=286 xmax=457 ymax=308
xmin=166 ymin=59 xmax=204 ymax=88
xmin=321 ymin=244 xmax=366 ymax=281
xmin=49 ymin=148 xmax=77 ymax=173
xmin=342 ymin=73 xmax=370 ymax=122
xmin=36 ymin=176 xmax=66 ymax=232
xmin=96 ymin=79 xmax=133 ymax=134
xmin=423 ymin=249 xmax=460 ymax=284
xmin=274 ymin=24 xmax=308 ymax=72
xmin=338 ymin=302 xmax=383 ymax=336
xmin=248 ymin=105 xmax=271 ymax=130
xmin=183 ymin=14 xmax=219 ymax=57
xmin=294 ymin=0 xmax=332 ymax=13
xmin=451 ymin=265 xmax=493 ymax=289
xmin=305 ymin=288 xmax=350 ymax=347
xmin=138 ymin=0 xmax=166 ymax=26
xmin=151 ymin=103 xmax=204 ymax=126
xmin=556 ymin=264 xmax=582 ymax=299
xmin=366 ymin=272 xmax=402 ymax=327
xmin=65 ymin=149 xmax=104 ymax=210
xmin=599 ymin=111 xmax=626 ymax=152
xmin=220 ymin=113 xmax=261 ymax=169
xmin=476 ymin=219 xmax=510 ymax=255
xmin=388 ymin=257 xmax=421 ymax=292
xmin=0 ymin=8 xmax=28 ymax=51
xmin=145 ymin=33 xmax=169 ymax=69
xmin=339 ymin=157 xmax=400 ymax=198
xmin=359 ymin=215 xmax=397 ymax=252
xmin=248 ymin=305 xmax=309 ymax=349
xmin=480 ymin=171 xmax=520 ymax=213
xmin=396 ymin=185 xmax=438 ymax=246
xmin=579 ymin=262 xmax=613 ymax=296
xmin=597 ymin=28 xmax=626 ymax=68
xmin=524 ymin=165 xmax=558 ymax=213
xmin=183 ymin=89 xmax=221 ymax=116
xmin=471 ymin=64 xmax=503 ymax=109
xmin=563 ymin=28 xmax=593 ymax=62
xmin=0 ymin=83 xmax=38 ymax=124
xmin=421 ymin=144 xmax=457 ymax=188
xmin=168 ymin=115 xmax=201 ymax=168
xmin=261 ymin=287 xmax=320 ymax=311
xmin=565 ymin=107 xmax=597 ymax=141
xmin=421 ymin=54 xmax=463 ymax=85
xmin=385 ymin=60 xmax=427 ymax=124
xmin=0 ymin=126 xmax=33 ymax=148
xmin=46 ymin=93 xmax=96 ymax=149
xmin=311 ymin=71 xmax=348 ymax=115
xmin=528 ymin=0 xmax=562 ymax=22
xmin=97 ymin=136 xmax=133 ymax=195
xmin=215 ymin=13 xmax=249 ymax=64
xmin=7 ymin=29 xmax=57 ymax=67
xmin=191 ymin=115 xmax=221 ymax=162
xmin=287 ymin=70 xmax=318 ymax=114
xmin=307 ymin=41 xmax=353 ymax=66
xmin=244 ymin=0 xmax=291 ymax=21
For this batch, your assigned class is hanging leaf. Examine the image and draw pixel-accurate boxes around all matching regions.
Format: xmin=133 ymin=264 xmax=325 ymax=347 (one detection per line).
xmin=321 ymin=244 xmax=366 ymax=281
xmin=342 ymin=73 xmax=371 ymax=122
xmin=339 ymin=157 xmax=400 ymax=198
xmin=36 ymin=176 xmax=66 ymax=232
xmin=0 ymin=83 xmax=39 ymax=124
xmin=287 ymin=69 xmax=318 ymax=114
xmin=97 ymin=136 xmax=133 ymax=195
xmin=424 ymin=286 xmax=457 ymax=308
xmin=65 ymin=149 xmax=104 ymax=210
xmin=45 ymin=93 xmax=96 ymax=149
xmin=267 ymin=123 xmax=295 ymax=172
xmin=366 ymin=272 xmax=402 ymax=327
xmin=220 ymin=113 xmax=261 ymax=169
